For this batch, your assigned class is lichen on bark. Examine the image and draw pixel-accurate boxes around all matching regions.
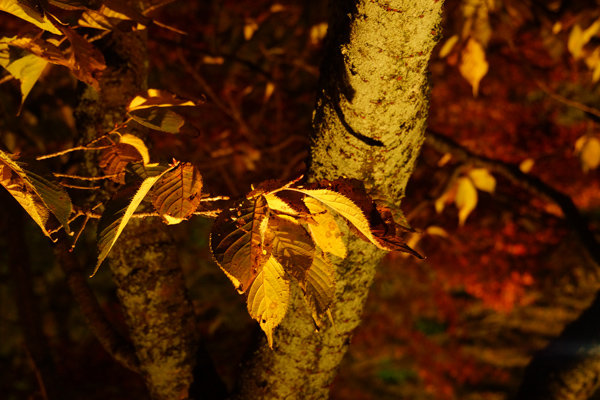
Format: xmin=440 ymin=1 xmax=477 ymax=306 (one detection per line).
xmin=233 ymin=1 xmax=444 ymax=399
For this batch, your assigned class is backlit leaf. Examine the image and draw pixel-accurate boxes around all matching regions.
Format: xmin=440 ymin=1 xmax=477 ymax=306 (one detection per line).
xmin=468 ymin=168 xmax=495 ymax=193
xmin=119 ymin=133 xmax=149 ymax=165
xmin=0 ymin=151 xmax=72 ymax=237
xmin=576 ymin=136 xmax=600 ymax=172
xmin=0 ymin=0 xmax=62 ymax=35
xmin=95 ymin=163 xmax=175 ymax=275
xmin=303 ymin=196 xmax=346 ymax=259
xmin=519 ymin=158 xmax=535 ymax=173
xmin=129 ymin=108 xmax=197 ymax=135
xmin=439 ymin=34 xmax=459 ymax=58
xmin=127 ymin=89 xmax=196 ymax=111
xmin=152 ymin=163 xmax=202 ymax=224
xmin=247 ymin=255 xmax=290 ymax=349
xmin=459 ymin=38 xmax=488 ymax=97
xmin=568 ymin=20 xmax=600 ymax=60
xmin=304 ymin=249 xmax=335 ymax=327
xmin=210 ymin=196 xmax=271 ymax=293
xmin=0 ymin=38 xmax=49 ymax=109
xmin=99 ymin=143 xmax=144 ymax=183
xmin=268 ymin=215 xmax=315 ymax=285
xmin=58 ymin=25 xmax=106 ymax=90
xmin=455 ymin=176 xmax=478 ymax=226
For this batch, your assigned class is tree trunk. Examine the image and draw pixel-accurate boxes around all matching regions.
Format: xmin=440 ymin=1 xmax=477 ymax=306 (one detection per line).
xmin=233 ymin=1 xmax=443 ymax=399
xmin=75 ymin=30 xmax=226 ymax=400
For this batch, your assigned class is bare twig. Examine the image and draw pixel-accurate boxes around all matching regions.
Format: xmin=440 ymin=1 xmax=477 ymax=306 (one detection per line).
xmin=55 ymin=173 xmax=120 ymax=181
xmin=142 ymin=0 xmax=180 ymax=14
xmin=200 ymin=195 xmax=230 ymax=202
xmin=60 ymin=184 xmax=101 ymax=190
xmin=536 ymin=80 xmax=600 ymax=119
xmin=36 ymin=145 xmax=113 ymax=160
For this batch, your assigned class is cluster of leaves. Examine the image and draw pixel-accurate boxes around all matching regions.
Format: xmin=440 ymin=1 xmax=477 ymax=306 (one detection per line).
xmin=0 ymin=2 xmax=421 ymax=348
xmin=210 ymin=177 xmax=422 ymax=346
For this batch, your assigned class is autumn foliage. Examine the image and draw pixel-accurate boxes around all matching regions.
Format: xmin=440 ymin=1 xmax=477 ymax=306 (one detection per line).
xmin=2 ymin=0 xmax=600 ymax=399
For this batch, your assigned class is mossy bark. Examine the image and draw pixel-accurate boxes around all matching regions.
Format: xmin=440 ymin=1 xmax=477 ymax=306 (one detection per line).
xmin=233 ymin=1 xmax=443 ymax=399
xmin=75 ymin=30 xmax=207 ymax=400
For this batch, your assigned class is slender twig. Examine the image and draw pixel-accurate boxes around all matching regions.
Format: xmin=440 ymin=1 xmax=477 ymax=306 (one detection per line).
xmin=201 ymin=195 xmax=230 ymax=202
xmin=70 ymin=214 xmax=90 ymax=251
xmin=60 ymin=184 xmax=101 ymax=190
xmin=152 ymin=20 xmax=187 ymax=35
xmin=536 ymin=80 xmax=600 ymax=119
xmin=36 ymin=145 xmax=113 ymax=160
xmin=142 ymin=0 xmax=180 ymax=14
xmin=55 ymin=173 xmax=120 ymax=181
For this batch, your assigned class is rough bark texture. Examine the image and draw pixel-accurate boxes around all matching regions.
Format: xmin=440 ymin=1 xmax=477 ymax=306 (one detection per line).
xmin=75 ymin=30 xmax=212 ymax=399
xmin=109 ymin=219 xmax=199 ymax=400
xmin=233 ymin=1 xmax=443 ymax=399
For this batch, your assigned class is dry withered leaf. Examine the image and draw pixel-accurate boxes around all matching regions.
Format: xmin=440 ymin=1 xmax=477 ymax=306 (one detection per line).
xmin=99 ymin=143 xmax=144 ymax=183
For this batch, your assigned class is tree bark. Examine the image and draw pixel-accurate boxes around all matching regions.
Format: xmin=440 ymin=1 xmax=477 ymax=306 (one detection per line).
xmin=233 ymin=1 xmax=443 ymax=399
xmin=75 ymin=29 xmax=226 ymax=400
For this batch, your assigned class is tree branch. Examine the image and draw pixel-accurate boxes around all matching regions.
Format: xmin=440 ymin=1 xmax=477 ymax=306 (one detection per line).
xmin=425 ymin=129 xmax=600 ymax=267
xmin=424 ymin=129 xmax=600 ymax=400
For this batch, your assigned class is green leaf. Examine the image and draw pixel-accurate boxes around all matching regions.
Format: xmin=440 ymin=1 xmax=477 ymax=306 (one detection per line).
xmin=0 ymin=150 xmax=72 ymax=238
xmin=0 ymin=0 xmax=63 ymax=35
xmin=95 ymin=162 xmax=175 ymax=276
xmin=247 ymin=255 xmax=290 ymax=349
xmin=0 ymin=38 xmax=49 ymax=109
xmin=304 ymin=249 xmax=335 ymax=327
xmin=152 ymin=162 xmax=203 ymax=225
xmin=210 ymin=196 xmax=271 ymax=293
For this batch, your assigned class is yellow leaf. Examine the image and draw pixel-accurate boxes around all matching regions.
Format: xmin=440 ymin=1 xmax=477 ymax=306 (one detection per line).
xmin=568 ymin=20 xmax=600 ymax=60
xmin=437 ymin=153 xmax=452 ymax=167
xmin=288 ymin=188 xmax=380 ymax=249
xmin=244 ymin=21 xmax=259 ymax=41
xmin=264 ymin=82 xmax=275 ymax=102
xmin=439 ymin=35 xmax=459 ymax=58
xmin=585 ymin=47 xmax=600 ymax=83
xmin=468 ymin=168 xmax=495 ymax=193
xmin=552 ymin=22 xmax=562 ymax=34
xmin=304 ymin=250 xmax=335 ymax=327
xmin=519 ymin=158 xmax=535 ymax=173
xmin=0 ymin=38 xmax=49 ymax=109
xmin=578 ymin=136 xmax=600 ymax=172
xmin=247 ymin=256 xmax=290 ymax=349
xmin=304 ymin=197 xmax=347 ymax=259
xmin=426 ymin=226 xmax=449 ymax=238
xmin=310 ymin=22 xmax=328 ymax=45
xmin=459 ymin=38 xmax=488 ymax=97
xmin=264 ymin=192 xmax=299 ymax=215
xmin=435 ymin=190 xmax=451 ymax=214
xmin=128 ymin=89 xmax=196 ymax=111
xmin=119 ymin=133 xmax=150 ymax=165
xmin=0 ymin=0 xmax=62 ymax=35
xmin=455 ymin=176 xmax=478 ymax=226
